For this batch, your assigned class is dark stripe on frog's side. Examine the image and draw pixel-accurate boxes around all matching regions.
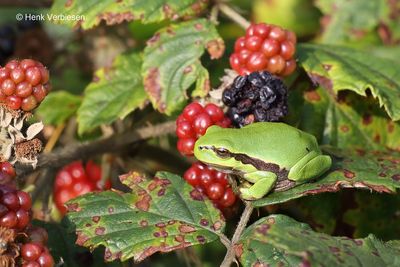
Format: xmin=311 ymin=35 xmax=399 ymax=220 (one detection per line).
xmin=232 ymin=153 xmax=295 ymax=191
xmin=203 ymin=146 xmax=296 ymax=191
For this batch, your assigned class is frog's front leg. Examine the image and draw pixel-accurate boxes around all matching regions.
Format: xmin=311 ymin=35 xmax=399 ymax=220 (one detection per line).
xmin=288 ymin=151 xmax=332 ymax=182
xmin=240 ymin=171 xmax=277 ymax=200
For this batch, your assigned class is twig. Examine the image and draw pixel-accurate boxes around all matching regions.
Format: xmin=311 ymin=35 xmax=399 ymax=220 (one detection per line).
xmin=220 ymin=201 xmax=254 ymax=267
xmin=31 ymin=168 xmax=55 ymax=203
xmin=217 ymin=3 xmax=250 ymax=30
xmin=219 ymin=234 xmax=231 ymax=250
xmin=43 ymin=123 xmax=66 ymax=153
xmin=18 ymin=121 xmax=176 ymax=179
xmin=210 ymin=4 xmax=220 ymax=25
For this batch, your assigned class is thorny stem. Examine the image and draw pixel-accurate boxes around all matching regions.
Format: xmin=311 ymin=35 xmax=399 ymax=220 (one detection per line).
xmin=217 ymin=3 xmax=251 ymax=30
xmin=18 ymin=121 xmax=176 ymax=179
xmin=220 ymin=201 xmax=254 ymax=267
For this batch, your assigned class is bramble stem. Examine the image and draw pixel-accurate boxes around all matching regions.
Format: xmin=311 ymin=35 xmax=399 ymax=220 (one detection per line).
xmin=220 ymin=201 xmax=254 ymax=267
xmin=218 ymin=3 xmax=251 ymax=30
xmin=18 ymin=121 xmax=176 ymax=178
xmin=219 ymin=234 xmax=231 ymax=250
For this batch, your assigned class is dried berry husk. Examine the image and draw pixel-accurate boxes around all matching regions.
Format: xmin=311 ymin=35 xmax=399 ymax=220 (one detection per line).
xmin=222 ymin=71 xmax=288 ymax=127
xmin=0 ymin=105 xmax=43 ymax=167
xmin=0 ymin=227 xmax=19 ymax=267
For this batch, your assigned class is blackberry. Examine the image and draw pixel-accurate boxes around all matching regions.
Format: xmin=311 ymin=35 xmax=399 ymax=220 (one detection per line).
xmin=222 ymin=71 xmax=288 ymax=127
xmin=230 ymin=23 xmax=297 ymax=76
xmin=183 ymin=162 xmax=236 ymax=209
xmin=176 ymin=102 xmax=231 ymax=156
xmin=0 ymin=59 xmax=50 ymax=111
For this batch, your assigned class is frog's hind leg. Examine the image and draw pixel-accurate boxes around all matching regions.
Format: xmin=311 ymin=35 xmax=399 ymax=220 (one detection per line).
xmin=240 ymin=171 xmax=277 ymax=200
xmin=288 ymin=151 xmax=332 ymax=182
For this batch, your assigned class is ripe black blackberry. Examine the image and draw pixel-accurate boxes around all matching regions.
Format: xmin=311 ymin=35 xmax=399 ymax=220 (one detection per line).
xmin=222 ymin=71 xmax=288 ymax=127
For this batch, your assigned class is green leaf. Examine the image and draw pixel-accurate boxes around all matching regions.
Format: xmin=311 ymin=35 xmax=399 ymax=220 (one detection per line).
xmin=344 ymin=192 xmax=400 ymax=240
xmin=238 ymin=214 xmax=400 ymax=267
xmin=77 ymin=53 xmax=147 ymax=134
xmin=142 ymin=19 xmax=224 ymax=114
xmin=298 ymin=43 xmax=400 ymax=121
xmin=253 ymin=148 xmax=400 ymax=207
xmin=50 ymin=0 xmax=208 ymax=30
xmin=66 ymin=171 xmax=225 ymax=262
xmin=316 ymin=0 xmax=388 ymax=45
xmin=36 ymin=91 xmax=81 ymax=126
xmin=298 ymin=87 xmax=400 ymax=150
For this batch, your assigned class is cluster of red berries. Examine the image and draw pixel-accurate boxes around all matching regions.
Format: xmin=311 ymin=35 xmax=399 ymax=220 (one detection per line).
xmin=54 ymin=160 xmax=111 ymax=215
xmin=184 ymin=162 xmax=236 ymax=208
xmin=0 ymin=59 xmax=54 ymax=266
xmin=21 ymin=242 xmax=54 ymax=267
xmin=0 ymin=59 xmax=50 ymax=111
xmin=176 ymin=102 xmax=231 ymax=156
xmin=0 ymin=185 xmax=31 ymax=229
xmin=0 ymin=179 xmax=54 ymax=266
xmin=230 ymin=23 xmax=297 ymax=76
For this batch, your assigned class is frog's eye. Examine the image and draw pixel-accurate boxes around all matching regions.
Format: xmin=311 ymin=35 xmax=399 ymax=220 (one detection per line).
xmin=215 ymin=148 xmax=230 ymax=158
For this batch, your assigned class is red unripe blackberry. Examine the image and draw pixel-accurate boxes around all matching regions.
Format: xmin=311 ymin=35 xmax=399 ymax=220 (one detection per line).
xmin=21 ymin=243 xmax=42 ymax=261
xmin=0 ymin=59 xmax=50 ymax=111
xmin=0 ymin=185 xmax=32 ymax=229
xmin=230 ymin=23 xmax=297 ymax=76
xmin=183 ymin=162 xmax=237 ymax=210
xmin=176 ymin=102 xmax=231 ymax=156
xmin=53 ymin=160 xmax=111 ymax=215
xmin=219 ymin=188 xmax=236 ymax=207
xmin=21 ymin=242 xmax=54 ymax=267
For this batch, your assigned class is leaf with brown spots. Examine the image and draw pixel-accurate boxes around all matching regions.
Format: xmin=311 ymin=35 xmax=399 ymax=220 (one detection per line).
xmin=50 ymin=0 xmax=208 ymax=29
xmin=238 ymin=215 xmax=400 ymax=267
xmin=77 ymin=53 xmax=148 ymax=134
xmin=298 ymin=43 xmax=400 ymax=121
xmin=315 ymin=0 xmax=400 ymax=45
xmin=297 ymin=86 xmax=400 ymax=150
xmin=142 ymin=19 xmax=224 ymax=114
xmin=66 ymin=171 xmax=225 ymax=262
xmin=254 ymin=148 xmax=400 ymax=207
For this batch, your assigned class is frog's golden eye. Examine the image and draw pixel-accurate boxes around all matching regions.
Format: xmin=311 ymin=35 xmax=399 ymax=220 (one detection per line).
xmin=216 ymin=148 xmax=230 ymax=158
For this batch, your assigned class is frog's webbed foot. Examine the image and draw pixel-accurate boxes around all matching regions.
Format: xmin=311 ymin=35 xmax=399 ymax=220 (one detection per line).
xmin=239 ymin=171 xmax=277 ymax=200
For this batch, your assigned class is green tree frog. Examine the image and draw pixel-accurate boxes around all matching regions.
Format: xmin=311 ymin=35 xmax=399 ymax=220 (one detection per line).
xmin=193 ymin=122 xmax=332 ymax=200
